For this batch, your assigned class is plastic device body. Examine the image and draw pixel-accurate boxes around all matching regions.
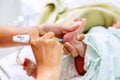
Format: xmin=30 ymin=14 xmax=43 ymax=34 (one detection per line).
xmin=13 ymin=35 xmax=30 ymax=43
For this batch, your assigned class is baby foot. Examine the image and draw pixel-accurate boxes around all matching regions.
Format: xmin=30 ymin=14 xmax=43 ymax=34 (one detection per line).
xmin=63 ymin=18 xmax=86 ymax=57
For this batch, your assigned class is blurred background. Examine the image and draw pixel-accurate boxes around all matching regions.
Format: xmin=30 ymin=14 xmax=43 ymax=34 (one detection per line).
xmin=0 ymin=0 xmax=44 ymax=58
xmin=0 ymin=0 xmax=120 ymax=58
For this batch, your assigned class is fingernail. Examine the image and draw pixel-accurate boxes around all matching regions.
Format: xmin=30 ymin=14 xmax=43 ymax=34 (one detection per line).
xmin=64 ymin=42 xmax=69 ymax=49
xmin=72 ymin=53 xmax=78 ymax=57
xmin=76 ymin=34 xmax=85 ymax=41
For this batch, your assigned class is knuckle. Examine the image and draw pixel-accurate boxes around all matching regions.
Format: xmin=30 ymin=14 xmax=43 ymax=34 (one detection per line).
xmin=49 ymin=31 xmax=55 ymax=36
xmin=30 ymin=39 xmax=37 ymax=46
xmin=30 ymin=38 xmax=41 ymax=47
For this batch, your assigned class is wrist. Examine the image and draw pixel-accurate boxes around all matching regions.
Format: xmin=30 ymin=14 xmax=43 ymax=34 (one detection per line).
xmin=11 ymin=27 xmax=33 ymax=46
xmin=36 ymin=71 xmax=52 ymax=80
xmin=36 ymin=66 xmax=60 ymax=80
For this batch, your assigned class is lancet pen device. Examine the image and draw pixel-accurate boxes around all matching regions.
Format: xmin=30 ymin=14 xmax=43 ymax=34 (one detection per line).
xmin=13 ymin=35 xmax=63 ymax=43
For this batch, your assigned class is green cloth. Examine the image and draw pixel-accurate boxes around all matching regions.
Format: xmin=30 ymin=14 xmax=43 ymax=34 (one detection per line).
xmin=38 ymin=0 xmax=67 ymax=24
xmin=81 ymin=27 xmax=120 ymax=80
xmin=38 ymin=0 xmax=120 ymax=32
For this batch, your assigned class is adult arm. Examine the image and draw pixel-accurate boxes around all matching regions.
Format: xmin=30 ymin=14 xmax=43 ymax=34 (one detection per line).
xmin=0 ymin=25 xmax=32 ymax=47
xmin=0 ymin=24 xmax=78 ymax=47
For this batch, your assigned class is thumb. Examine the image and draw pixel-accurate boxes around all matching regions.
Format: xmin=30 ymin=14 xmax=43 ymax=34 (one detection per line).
xmin=62 ymin=24 xmax=79 ymax=33
xmin=76 ymin=34 xmax=85 ymax=41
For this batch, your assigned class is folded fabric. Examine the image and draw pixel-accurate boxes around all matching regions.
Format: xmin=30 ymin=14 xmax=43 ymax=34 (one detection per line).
xmin=38 ymin=0 xmax=67 ymax=24
xmin=82 ymin=27 xmax=120 ymax=80
xmin=38 ymin=0 xmax=120 ymax=33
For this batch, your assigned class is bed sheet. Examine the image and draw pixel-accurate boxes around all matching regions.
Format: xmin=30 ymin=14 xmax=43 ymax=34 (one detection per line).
xmin=0 ymin=46 xmax=82 ymax=80
xmin=0 ymin=46 xmax=34 ymax=80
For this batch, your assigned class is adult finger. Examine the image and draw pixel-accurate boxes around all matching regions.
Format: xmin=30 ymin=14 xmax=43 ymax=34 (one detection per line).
xmin=41 ymin=32 xmax=55 ymax=40
xmin=64 ymin=42 xmax=79 ymax=57
xmin=62 ymin=24 xmax=79 ymax=33
xmin=63 ymin=47 xmax=71 ymax=56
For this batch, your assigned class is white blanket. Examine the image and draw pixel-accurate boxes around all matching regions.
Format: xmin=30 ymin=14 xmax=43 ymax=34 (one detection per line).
xmin=81 ymin=27 xmax=120 ymax=80
xmin=0 ymin=46 xmax=80 ymax=80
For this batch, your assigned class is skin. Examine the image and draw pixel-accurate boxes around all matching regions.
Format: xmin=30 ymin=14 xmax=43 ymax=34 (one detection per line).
xmin=64 ymin=35 xmax=87 ymax=75
xmin=0 ymin=24 xmax=78 ymax=47
xmin=0 ymin=26 xmax=31 ymax=47
xmin=63 ymin=19 xmax=87 ymax=75
xmin=40 ymin=24 xmax=79 ymax=38
xmin=30 ymin=27 xmax=63 ymax=80
xmin=63 ymin=19 xmax=87 ymax=57
xmin=113 ymin=21 xmax=120 ymax=29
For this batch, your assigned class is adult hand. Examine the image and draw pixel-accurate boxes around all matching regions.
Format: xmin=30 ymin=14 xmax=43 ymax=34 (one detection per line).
xmin=63 ymin=34 xmax=86 ymax=75
xmin=30 ymin=27 xmax=63 ymax=80
xmin=63 ymin=34 xmax=86 ymax=57
xmin=40 ymin=24 xmax=79 ymax=38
